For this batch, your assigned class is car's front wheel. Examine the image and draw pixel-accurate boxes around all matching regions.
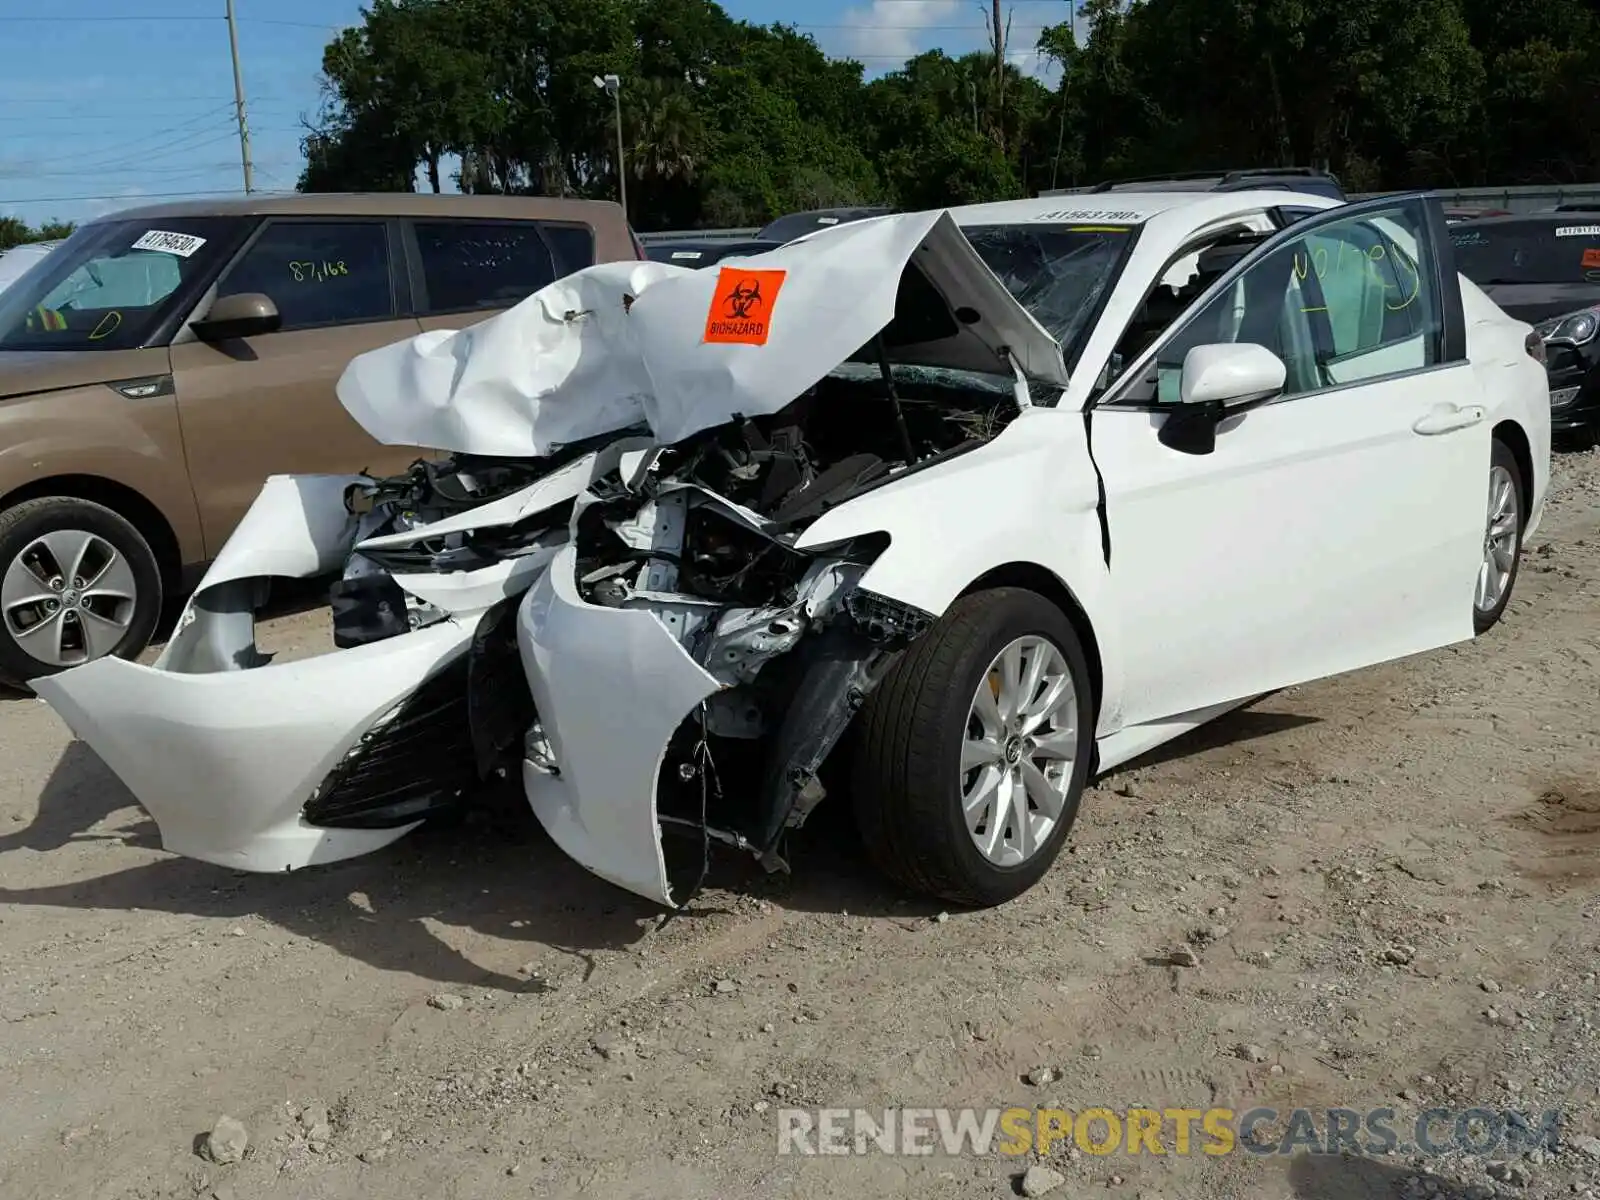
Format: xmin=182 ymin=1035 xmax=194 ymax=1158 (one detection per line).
xmin=0 ymin=497 xmax=163 ymax=690
xmin=1473 ymin=439 xmax=1525 ymax=634
xmin=851 ymin=587 xmax=1095 ymax=907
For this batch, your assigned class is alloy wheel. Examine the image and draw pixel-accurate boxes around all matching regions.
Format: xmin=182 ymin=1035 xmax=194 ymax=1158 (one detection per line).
xmin=1 ymin=529 xmax=139 ymax=667
xmin=961 ymin=635 xmax=1079 ymax=867
xmin=1475 ymin=464 xmax=1519 ymax=614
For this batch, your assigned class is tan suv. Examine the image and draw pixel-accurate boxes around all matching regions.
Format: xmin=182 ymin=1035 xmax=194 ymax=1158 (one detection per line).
xmin=0 ymin=192 xmax=640 ymax=688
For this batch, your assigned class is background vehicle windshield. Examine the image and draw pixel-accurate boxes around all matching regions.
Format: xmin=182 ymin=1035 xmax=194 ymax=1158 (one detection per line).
xmin=963 ymin=222 xmax=1137 ymax=366
xmin=1451 ymin=220 xmax=1600 ymax=285
xmin=0 ymin=217 xmax=236 ymax=352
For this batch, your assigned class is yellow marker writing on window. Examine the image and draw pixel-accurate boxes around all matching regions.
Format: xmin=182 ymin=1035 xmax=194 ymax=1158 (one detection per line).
xmin=290 ymin=260 xmax=351 ymax=283
xmin=88 ymin=311 xmax=123 ymax=341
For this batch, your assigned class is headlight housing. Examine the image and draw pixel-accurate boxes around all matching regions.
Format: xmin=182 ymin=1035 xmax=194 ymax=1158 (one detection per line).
xmin=1534 ymin=306 xmax=1600 ymax=347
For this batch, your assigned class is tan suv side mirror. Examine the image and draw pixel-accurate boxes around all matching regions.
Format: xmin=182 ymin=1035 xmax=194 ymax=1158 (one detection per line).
xmin=191 ymin=292 xmax=282 ymax=342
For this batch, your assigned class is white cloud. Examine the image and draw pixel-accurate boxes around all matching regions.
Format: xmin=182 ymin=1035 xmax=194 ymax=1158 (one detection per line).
xmin=837 ymin=0 xmax=967 ymax=65
xmin=1009 ymin=47 xmax=1061 ymax=87
xmin=81 ymin=188 xmax=151 ymax=220
xmin=832 ymin=2 xmax=1068 ymax=80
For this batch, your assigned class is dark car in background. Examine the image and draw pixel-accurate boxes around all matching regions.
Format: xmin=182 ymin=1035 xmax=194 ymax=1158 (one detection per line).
xmin=643 ymin=238 xmax=781 ymax=268
xmin=756 ymin=205 xmax=893 ymax=244
xmin=1452 ymin=212 xmax=1600 ymax=441
xmin=640 ymin=206 xmax=893 ymax=266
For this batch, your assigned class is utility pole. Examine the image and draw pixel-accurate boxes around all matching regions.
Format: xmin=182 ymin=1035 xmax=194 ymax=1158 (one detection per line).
xmin=226 ymin=0 xmax=255 ymax=193
xmin=992 ymin=0 xmax=1005 ymax=151
xmin=1050 ymin=1 xmax=1074 ymax=191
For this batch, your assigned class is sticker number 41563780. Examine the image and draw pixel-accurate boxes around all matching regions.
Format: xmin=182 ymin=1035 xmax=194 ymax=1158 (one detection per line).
xmin=131 ymin=229 xmax=208 ymax=258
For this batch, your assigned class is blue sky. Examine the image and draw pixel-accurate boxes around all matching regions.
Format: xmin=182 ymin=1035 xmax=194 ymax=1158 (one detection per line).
xmin=0 ymin=1 xmax=1077 ymax=226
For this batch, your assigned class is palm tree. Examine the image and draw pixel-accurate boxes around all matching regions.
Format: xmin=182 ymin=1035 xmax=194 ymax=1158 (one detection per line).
xmin=627 ymin=77 xmax=706 ymax=184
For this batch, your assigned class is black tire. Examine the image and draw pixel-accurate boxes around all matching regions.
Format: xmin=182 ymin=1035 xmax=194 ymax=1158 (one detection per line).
xmin=850 ymin=587 xmax=1095 ymax=907
xmin=0 ymin=497 xmax=163 ymax=690
xmin=1473 ymin=439 xmax=1525 ymax=635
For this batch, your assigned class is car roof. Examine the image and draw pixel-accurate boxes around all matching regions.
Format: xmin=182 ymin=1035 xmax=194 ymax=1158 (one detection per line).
xmin=87 ymin=192 xmax=624 ymax=225
xmin=1451 ymin=212 xmax=1600 ymax=230
xmin=950 ymin=189 xmax=1339 ymax=231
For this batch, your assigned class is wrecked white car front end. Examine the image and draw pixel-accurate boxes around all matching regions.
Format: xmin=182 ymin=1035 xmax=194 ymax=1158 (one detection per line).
xmin=31 ymin=447 xmax=631 ymax=871
xmin=37 ymin=210 xmax=1079 ymax=904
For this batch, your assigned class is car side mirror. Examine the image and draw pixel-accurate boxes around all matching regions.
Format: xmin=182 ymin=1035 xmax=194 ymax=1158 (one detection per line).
xmin=191 ymin=292 xmax=281 ymax=341
xmin=1179 ymin=342 xmax=1286 ymax=407
xmin=1158 ymin=344 xmax=1287 ymax=457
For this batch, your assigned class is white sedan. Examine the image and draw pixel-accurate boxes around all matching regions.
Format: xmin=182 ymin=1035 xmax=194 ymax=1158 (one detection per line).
xmin=35 ymin=190 xmax=1551 ymax=909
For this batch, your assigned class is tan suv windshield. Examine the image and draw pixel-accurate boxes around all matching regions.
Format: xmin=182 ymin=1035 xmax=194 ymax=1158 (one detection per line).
xmin=0 ymin=216 xmax=238 ymax=352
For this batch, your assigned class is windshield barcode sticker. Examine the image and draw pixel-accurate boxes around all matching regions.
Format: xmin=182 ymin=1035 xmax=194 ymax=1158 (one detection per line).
xmin=1032 ymin=209 xmax=1143 ymax=223
xmin=1554 ymin=225 xmax=1600 ymax=238
xmin=131 ymin=230 xmax=207 ymax=257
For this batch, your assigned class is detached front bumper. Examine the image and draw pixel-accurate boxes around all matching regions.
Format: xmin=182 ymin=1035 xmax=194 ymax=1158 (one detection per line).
xmin=30 ymin=470 xmax=519 ymax=874
xmin=515 ymin=546 xmax=720 ymax=906
xmin=35 ymin=621 xmax=475 ymax=871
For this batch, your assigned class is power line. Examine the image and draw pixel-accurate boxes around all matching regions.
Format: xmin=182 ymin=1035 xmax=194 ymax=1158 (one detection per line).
xmin=0 ymin=109 xmax=297 ymax=125
xmin=797 ymin=22 xmax=1054 ymax=29
xmin=0 ymin=14 xmax=340 ymax=27
xmin=24 ymin=162 xmax=251 ymax=181
xmin=24 ymin=132 xmax=244 ymax=178
xmin=28 ymin=114 xmax=237 ymax=174
xmin=0 ymin=189 xmax=254 ymax=206
xmin=1 ymin=94 xmax=281 ymax=105
xmin=0 ymin=14 xmax=216 ymax=20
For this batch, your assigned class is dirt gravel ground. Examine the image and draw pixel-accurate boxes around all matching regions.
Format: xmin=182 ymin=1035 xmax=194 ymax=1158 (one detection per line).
xmin=1 ymin=448 xmax=1597 ymax=1200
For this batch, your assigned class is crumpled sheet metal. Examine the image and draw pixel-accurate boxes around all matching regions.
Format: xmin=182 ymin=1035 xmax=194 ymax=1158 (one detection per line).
xmin=337 ymin=260 xmax=681 ymax=457
xmin=516 ymin=545 xmax=722 ymax=905
xmin=336 ymin=211 xmax=1068 ymax=459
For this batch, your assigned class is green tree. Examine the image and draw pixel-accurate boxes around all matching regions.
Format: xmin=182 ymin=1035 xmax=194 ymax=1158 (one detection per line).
xmin=0 ymin=217 xmax=74 ymax=251
xmin=0 ymin=217 xmax=32 ymax=251
xmin=295 ymin=0 xmax=1600 ymax=227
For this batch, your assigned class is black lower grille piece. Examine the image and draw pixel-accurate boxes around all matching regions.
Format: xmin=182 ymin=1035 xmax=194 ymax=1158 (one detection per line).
xmin=329 ymin=573 xmax=412 ymax=648
xmin=467 ymin=598 xmax=538 ymax=779
xmin=303 ymin=652 xmax=478 ymax=829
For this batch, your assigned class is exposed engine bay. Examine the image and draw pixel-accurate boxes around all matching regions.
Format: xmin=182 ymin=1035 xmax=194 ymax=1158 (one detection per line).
xmin=333 ymin=361 xmax=1019 ymax=899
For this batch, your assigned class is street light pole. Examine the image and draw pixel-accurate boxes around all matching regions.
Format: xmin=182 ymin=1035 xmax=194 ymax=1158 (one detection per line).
xmin=594 ymin=74 xmax=626 ymax=224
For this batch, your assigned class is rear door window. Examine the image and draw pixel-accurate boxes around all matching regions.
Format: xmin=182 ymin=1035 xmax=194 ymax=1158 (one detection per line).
xmin=538 ymin=222 xmax=596 ymax=276
xmin=412 ymin=221 xmax=560 ymax=314
xmin=216 ymin=221 xmax=394 ymax=330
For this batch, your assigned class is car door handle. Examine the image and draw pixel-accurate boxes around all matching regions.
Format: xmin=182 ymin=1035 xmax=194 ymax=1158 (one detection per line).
xmin=1412 ymin=404 xmax=1486 ymax=435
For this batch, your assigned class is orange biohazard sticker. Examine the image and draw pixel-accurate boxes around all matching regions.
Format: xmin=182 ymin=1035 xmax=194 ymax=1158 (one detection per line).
xmin=703 ymin=267 xmax=786 ymax=346
xmin=1583 ymin=248 xmax=1600 ymax=269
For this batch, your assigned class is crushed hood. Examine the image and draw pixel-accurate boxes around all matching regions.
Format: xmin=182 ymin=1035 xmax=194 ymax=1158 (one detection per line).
xmin=336 ymin=211 xmax=1067 ymax=458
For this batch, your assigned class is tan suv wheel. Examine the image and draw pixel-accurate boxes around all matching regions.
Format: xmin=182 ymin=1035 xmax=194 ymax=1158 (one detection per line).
xmin=0 ymin=497 xmax=163 ymax=690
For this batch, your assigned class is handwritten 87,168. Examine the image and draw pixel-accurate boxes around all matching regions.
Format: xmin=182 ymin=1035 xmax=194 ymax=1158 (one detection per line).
xmin=288 ymin=260 xmax=351 ymax=283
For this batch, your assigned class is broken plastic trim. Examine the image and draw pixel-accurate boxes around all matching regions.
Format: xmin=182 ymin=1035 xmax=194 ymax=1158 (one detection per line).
xmin=303 ymin=601 xmax=536 ymax=830
xmin=303 ymin=653 xmax=477 ymax=829
xmin=750 ymin=588 xmax=937 ymax=852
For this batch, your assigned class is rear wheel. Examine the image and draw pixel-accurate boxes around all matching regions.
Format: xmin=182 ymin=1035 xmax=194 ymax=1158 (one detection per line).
xmin=0 ymin=497 xmax=163 ymax=690
xmin=851 ymin=587 xmax=1094 ymax=907
xmin=1473 ymin=439 xmax=1524 ymax=634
